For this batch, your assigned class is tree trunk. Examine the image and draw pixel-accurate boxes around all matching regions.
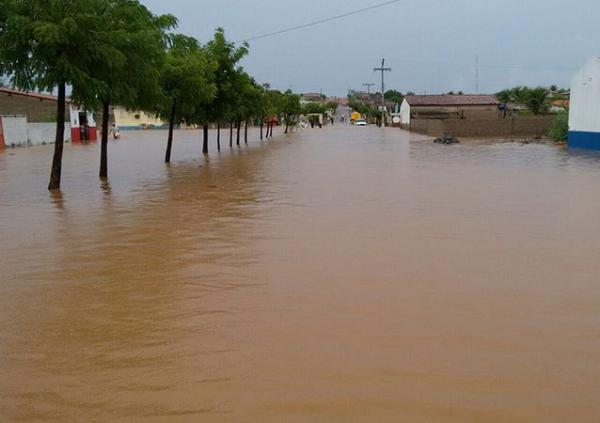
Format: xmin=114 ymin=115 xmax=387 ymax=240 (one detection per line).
xmin=229 ymin=122 xmax=233 ymax=148
xmin=217 ymin=123 xmax=221 ymax=151
xmin=285 ymin=116 xmax=289 ymax=134
xmin=260 ymin=120 xmax=264 ymax=140
xmin=48 ymin=81 xmax=66 ymax=191
xmin=165 ymin=100 xmax=176 ymax=163
xmin=202 ymin=124 xmax=209 ymax=155
xmin=99 ymin=99 xmax=110 ymax=179
xmin=244 ymin=120 xmax=248 ymax=144
xmin=236 ymin=121 xmax=241 ymax=146
xmin=270 ymin=121 xmax=274 ymax=137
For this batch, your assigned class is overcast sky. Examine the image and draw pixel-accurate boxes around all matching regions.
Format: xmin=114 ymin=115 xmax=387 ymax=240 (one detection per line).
xmin=141 ymin=0 xmax=600 ymax=96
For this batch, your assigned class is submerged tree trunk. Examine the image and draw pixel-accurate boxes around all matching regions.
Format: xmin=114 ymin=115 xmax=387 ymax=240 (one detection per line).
xmin=165 ymin=100 xmax=176 ymax=163
xmin=217 ymin=123 xmax=221 ymax=151
xmin=244 ymin=120 xmax=248 ymax=144
xmin=229 ymin=122 xmax=233 ymax=148
xmin=99 ymin=99 xmax=110 ymax=179
xmin=260 ymin=120 xmax=264 ymax=140
xmin=285 ymin=116 xmax=289 ymax=134
xmin=202 ymin=124 xmax=209 ymax=155
xmin=236 ymin=121 xmax=241 ymax=146
xmin=48 ymin=81 xmax=66 ymax=191
xmin=270 ymin=120 xmax=274 ymax=137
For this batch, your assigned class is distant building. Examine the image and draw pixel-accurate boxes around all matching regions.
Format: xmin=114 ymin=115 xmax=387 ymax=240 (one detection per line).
xmin=300 ymin=93 xmax=323 ymax=105
xmin=113 ymin=107 xmax=166 ymax=130
xmin=569 ymin=57 xmax=600 ymax=149
xmin=0 ymin=87 xmax=95 ymax=147
xmin=400 ymin=94 xmax=500 ymax=127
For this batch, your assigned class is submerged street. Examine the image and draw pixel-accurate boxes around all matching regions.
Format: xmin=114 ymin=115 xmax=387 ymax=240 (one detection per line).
xmin=2 ymin=126 xmax=600 ymax=422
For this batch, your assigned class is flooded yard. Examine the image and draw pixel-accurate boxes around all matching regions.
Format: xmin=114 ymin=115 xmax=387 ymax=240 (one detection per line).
xmin=1 ymin=126 xmax=600 ymax=422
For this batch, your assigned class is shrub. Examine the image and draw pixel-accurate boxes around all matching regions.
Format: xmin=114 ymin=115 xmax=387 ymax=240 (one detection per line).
xmin=548 ymin=110 xmax=569 ymax=142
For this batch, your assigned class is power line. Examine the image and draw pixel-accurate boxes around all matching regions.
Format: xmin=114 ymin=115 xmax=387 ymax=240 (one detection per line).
xmin=237 ymin=0 xmax=400 ymax=43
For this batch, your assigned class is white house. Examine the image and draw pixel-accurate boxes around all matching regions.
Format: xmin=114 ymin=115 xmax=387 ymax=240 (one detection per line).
xmin=569 ymin=57 xmax=600 ymax=149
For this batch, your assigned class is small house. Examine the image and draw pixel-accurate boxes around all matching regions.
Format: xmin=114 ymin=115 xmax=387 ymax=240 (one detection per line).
xmin=0 ymin=87 xmax=96 ymax=147
xmin=400 ymin=94 xmax=500 ymax=127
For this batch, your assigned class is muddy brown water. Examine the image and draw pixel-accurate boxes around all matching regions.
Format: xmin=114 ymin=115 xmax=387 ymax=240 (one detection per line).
xmin=1 ymin=127 xmax=600 ymax=422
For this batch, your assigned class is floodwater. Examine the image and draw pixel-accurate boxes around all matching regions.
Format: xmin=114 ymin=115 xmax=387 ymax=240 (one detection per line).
xmin=1 ymin=126 xmax=600 ymax=422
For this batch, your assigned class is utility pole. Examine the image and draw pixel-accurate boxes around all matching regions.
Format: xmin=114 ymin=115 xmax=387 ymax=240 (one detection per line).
xmin=363 ymin=82 xmax=375 ymax=96
xmin=374 ymin=58 xmax=391 ymax=127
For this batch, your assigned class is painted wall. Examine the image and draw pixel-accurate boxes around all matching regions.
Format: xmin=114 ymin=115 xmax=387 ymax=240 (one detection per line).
xmin=1 ymin=116 xmax=28 ymax=146
xmin=28 ymin=122 xmax=72 ymax=146
xmin=569 ymin=57 xmax=600 ymax=149
xmin=0 ymin=116 xmax=72 ymax=147
xmin=400 ymin=99 xmax=411 ymax=125
xmin=569 ymin=57 xmax=600 ymax=133
xmin=113 ymin=107 xmax=166 ymax=129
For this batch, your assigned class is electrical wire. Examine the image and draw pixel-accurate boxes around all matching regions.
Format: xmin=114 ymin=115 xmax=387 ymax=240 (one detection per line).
xmin=237 ymin=0 xmax=400 ymax=43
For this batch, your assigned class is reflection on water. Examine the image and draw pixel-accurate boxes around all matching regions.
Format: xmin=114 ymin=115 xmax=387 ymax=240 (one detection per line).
xmin=2 ymin=128 xmax=600 ymax=422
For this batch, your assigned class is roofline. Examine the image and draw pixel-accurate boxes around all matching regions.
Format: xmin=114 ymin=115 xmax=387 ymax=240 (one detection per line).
xmin=0 ymin=87 xmax=72 ymax=103
xmin=404 ymin=94 xmax=500 ymax=106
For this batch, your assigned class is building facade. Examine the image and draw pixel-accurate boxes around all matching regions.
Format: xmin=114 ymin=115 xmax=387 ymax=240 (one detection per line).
xmin=113 ymin=107 xmax=166 ymax=130
xmin=569 ymin=57 xmax=600 ymax=149
xmin=0 ymin=87 xmax=95 ymax=147
xmin=400 ymin=95 xmax=500 ymax=127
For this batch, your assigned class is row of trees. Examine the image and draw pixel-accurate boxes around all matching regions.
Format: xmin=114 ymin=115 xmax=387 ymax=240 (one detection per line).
xmin=495 ymin=86 xmax=563 ymax=115
xmin=0 ymin=0 xmax=302 ymax=191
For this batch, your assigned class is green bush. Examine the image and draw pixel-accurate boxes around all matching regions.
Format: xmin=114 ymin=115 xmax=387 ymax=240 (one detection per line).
xmin=548 ymin=110 xmax=569 ymax=142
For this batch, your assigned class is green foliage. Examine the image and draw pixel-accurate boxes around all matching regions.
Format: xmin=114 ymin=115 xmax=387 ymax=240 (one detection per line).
xmin=348 ymin=95 xmax=379 ymax=121
xmin=0 ymin=0 xmax=106 ymax=107
xmin=548 ymin=109 xmax=569 ymax=142
xmin=281 ymin=90 xmax=301 ymax=132
xmin=496 ymin=86 xmax=551 ymax=114
xmin=303 ymin=102 xmax=327 ymax=115
xmin=157 ymin=34 xmax=216 ymax=124
xmin=92 ymin=0 xmax=176 ymax=111
xmin=205 ymin=27 xmax=249 ymax=124
xmin=384 ymin=89 xmax=404 ymax=105
xmin=526 ymin=87 xmax=549 ymax=115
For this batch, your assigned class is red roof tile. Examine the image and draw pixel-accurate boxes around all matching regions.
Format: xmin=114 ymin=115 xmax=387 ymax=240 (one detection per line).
xmin=405 ymin=95 xmax=499 ymax=107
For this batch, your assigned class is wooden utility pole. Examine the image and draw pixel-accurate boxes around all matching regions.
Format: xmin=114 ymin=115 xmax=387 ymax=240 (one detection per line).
xmin=374 ymin=58 xmax=391 ymax=127
xmin=363 ymin=82 xmax=375 ymax=96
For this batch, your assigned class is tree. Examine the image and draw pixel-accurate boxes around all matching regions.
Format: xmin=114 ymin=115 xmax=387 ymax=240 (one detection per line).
xmin=384 ymin=89 xmax=404 ymax=105
xmin=205 ymin=28 xmax=248 ymax=152
xmin=93 ymin=0 xmax=175 ymax=179
xmin=0 ymin=0 xmax=107 ymax=190
xmin=548 ymin=109 xmax=568 ymax=142
xmin=526 ymin=87 xmax=549 ymax=115
xmin=157 ymin=35 xmax=215 ymax=163
xmin=280 ymin=90 xmax=301 ymax=134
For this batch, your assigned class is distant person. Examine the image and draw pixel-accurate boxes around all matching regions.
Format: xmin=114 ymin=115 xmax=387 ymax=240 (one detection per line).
xmin=111 ymin=123 xmax=120 ymax=140
xmin=80 ymin=124 xmax=88 ymax=141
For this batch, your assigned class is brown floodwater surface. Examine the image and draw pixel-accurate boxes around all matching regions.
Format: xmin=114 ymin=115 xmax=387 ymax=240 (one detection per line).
xmin=1 ymin=127 xmax=600 ymax=422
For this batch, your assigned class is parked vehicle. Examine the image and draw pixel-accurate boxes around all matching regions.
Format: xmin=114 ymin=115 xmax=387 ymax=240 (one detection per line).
xmin=354 ymin=119 xmax=368 ymax=126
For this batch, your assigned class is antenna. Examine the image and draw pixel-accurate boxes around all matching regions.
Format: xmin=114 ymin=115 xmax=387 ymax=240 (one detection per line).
xmin=475 ymin=55 xmax=479 ymax=94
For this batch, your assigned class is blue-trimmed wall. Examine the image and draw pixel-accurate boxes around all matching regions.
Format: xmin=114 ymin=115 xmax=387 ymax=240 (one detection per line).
xmin=568 ymin=131 xmax=600 ymax=150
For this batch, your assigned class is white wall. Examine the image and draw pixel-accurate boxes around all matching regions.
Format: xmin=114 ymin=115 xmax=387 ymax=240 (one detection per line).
xmin=28 ymin=122 xmax=72 ymax=146
xmin=1 ymin=116 xmax=28 ymax=146
xmin=400 ymin=99 xmax=411 ymax=125
xmin=570 ymin=57 xmax=600 ymax=133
